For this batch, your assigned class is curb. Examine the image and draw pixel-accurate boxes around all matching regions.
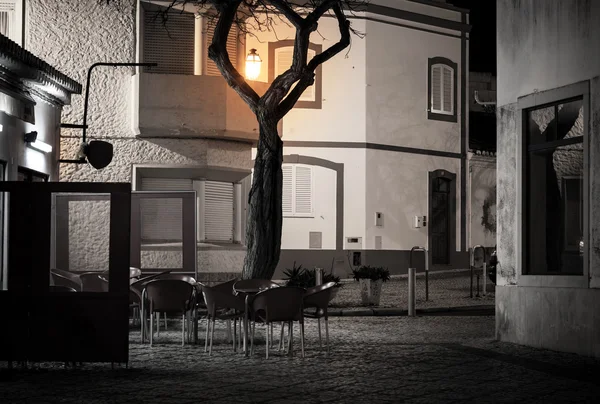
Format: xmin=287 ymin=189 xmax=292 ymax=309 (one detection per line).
xmin=327 ymin=305 xmax=494 ymax=317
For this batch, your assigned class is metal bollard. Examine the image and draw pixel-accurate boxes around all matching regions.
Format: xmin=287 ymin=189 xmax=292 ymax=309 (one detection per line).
xmin=476 ymin=274 xmax=481 ymax=297
xmin=408 ymin=268 xmax=416 ymax=317
xmin=471 ymin=245 xmax=486 ymax=299
xmin=315 ymin=267 xmax=323 ymax=286
xmin=424 ymin=251 xmax=429 ymax=302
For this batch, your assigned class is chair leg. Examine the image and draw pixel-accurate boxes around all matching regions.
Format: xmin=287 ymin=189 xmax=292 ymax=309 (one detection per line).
xmin=204 ymin=316 xmax=210 ymax=353
xmin=287 ymin=321 xmax=293 ymax=357
xmin=278 ymin=322 xmax=285 ymax=351
xmin=226 ymin=319 xmax=232 ymax=343
xmin=164 ymin=312 xmax=168 ymax=330
xmin=140 ymin=302 xmax=145 ymax=344
xmin=265 ymin=322 xmax=270 ymax=359
xmin=317 ymin=317 xmax=322 ymax=349
xmin=209 ymin=319 xmax=215 ymax=356
xmin=270 ymin=323 xmax=274 ymax=349
xmin=325 ymin=316 xmax=330 ymax=357
xmin=181 ymin=314 xmax=185 ymax=347
xmin=156 ymin=313 xmax=160 ymax=337
xmin=150 ymin=310 xmax=154 ymax=347
xmin=233 ymin=318 xmax=237 ymax=352
xmin=300 ymin=320 xmax=305 ymax=358
xmin=250 ymin=319 xmax=256 ymax=356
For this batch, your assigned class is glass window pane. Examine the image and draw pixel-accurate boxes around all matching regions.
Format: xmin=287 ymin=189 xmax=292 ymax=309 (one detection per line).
xmin=558 ymin=99 xmax=583 ymax=140
xmin=527 ymin=105 xmax=555 ymax=145
xmin=526 ymin=142 xmax=584 ymax=275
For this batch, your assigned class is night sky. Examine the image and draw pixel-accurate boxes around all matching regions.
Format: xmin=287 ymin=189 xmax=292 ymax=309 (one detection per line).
xmin=448 ymin=0 xmax=496 ymax=74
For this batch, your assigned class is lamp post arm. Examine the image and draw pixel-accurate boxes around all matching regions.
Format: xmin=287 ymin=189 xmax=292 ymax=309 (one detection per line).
xmin=81 ymin=62 xmax=157 ymax=143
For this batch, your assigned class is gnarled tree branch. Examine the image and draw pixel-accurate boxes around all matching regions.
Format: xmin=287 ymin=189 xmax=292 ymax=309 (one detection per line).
xmin=277 ymin=3 xmax=350 ymax=118
xmin=208 ymin=0 xmax=260 ymax=113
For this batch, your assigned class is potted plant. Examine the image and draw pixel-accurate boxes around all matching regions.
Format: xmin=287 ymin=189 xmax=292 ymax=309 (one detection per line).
xmin=352 ymin=265 xmax=390 ymax=306
xmin=283 ymin=262 xmax=342 ymax=300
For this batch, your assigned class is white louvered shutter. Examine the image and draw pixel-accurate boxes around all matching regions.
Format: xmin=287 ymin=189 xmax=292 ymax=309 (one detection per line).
xmin=140 ymin=178 xmax=193 ymax=242
xmin=275 ymin=47 xmax=316 ymax=102
xmin=205 ymin=19 xmax=238 ymax=76
xmin=282 ymin=165 xmax=293 ymax=215
xmin=294 ymin=166 xmax=313 ymax=215
xmin=431 ymin=65 xmax=442 ymax=112
xmin=0 ymin=1 xmax=15 ymax=38
xmin=204 ymin=181 xmax=234 ymax=241
xmin=143 ymin=9 xmax=195 ymax=75
xmin=442 ymin=65 xmax=453 ymax=113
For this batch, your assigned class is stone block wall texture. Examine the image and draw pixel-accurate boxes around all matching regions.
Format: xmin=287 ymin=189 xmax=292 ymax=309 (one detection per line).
xmin=27 ymin=0 xmax=252 ymax=273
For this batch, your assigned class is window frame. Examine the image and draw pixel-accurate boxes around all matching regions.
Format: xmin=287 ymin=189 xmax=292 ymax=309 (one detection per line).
xmin=282 ymin=163 xmax=314 ymax=218
xmin=17 ymin=167 xmax=48 ymax=182
xmin=268 ymin=40 xmax=322 ymax=110
xmin=427 ymin=57 xmax=457 ymax=123
xmin=516 ymin=80 xmax=590 ymax=288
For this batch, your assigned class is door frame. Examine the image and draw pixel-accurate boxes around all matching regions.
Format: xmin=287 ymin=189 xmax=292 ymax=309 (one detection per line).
xmin=428 ymin=169 xmax=457 ymax=267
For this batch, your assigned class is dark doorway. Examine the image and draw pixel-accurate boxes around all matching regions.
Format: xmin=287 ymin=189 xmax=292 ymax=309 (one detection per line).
xmin=429 ymin=170 xmax=456 ymax=266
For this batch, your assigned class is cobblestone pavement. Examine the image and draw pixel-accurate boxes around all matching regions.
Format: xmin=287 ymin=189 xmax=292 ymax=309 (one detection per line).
xmin=2 ymin=316 xmax=599 ymax=403
xmin=331 ymin=269 xmax=495 ymax=310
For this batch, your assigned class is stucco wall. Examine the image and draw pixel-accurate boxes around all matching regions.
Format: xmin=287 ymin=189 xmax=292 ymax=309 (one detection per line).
xmin=365 ymin=19 xmax=462 ymax=153
xmin=365 ymin=149 xmax=461 ymax=251
xmin=497 ymin=0 xmax=600 ymax=106
xmin=469 ymin=155 xmax=496 ymax=250
xmin=27 ymin=0 xmax=253 ymax=273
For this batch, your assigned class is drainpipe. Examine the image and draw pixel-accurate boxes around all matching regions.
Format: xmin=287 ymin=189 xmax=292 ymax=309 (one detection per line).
xmin=473 ymin=90 xmax=496 ymax=106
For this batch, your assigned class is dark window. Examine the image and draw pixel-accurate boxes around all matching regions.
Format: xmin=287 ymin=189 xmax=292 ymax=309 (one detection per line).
xmin=18 ymin=167 xmax=48 ymax=182
xmin=524 ymin=97 xmax=584 ymax=275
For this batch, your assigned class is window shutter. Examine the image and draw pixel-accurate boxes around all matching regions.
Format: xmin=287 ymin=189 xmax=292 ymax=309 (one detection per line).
xmin=442 ymin=66 xmax=453 ymax=113
xmin=294 ymin=166 xmax=313 ymax=215
xmin=282 ymin=165 xmax=293 ymax=215
xmin=140 ymin=178 xmax=193 ymax=242
xmin=0 ymin=1 xmax=15 ymax=38
xmin=431 ymin=65 xmax=442 ymax=112
xmin=204 ymin=181 xmax=234 ymax=241
xmin=275 ymin=47 xmax=316 ymax=102
xmin=205 ymin=19 xmax=238 ymax=76
xmin=143 ymin=9 xmax=195 ymax=75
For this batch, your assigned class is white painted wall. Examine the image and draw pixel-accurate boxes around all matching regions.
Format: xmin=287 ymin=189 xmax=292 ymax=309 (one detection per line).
xmin=365 ymin=149 xmax=461 ymax=251
xmin=497 ymin=0 xmax=600 ymax=107
xmin=246 ymin=17 xmax=367 ymax=143
xmin=365 ymin=18 xmax=462 ymax=153
xmin=281 ymin=165 xmax=336 ymax=250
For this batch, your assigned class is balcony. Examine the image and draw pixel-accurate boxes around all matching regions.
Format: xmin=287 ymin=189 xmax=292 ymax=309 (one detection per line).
xmin=133 ymin=73 xmax=270 ymax=143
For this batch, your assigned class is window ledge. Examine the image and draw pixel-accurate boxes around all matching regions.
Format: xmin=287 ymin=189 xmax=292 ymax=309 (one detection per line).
xmin=518 ymin=274 xmax=589 ymax=288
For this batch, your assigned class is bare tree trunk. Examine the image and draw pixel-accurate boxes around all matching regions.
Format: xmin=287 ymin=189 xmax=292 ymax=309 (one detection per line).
xmin=242 ymin=113 xmax=283 ymax=279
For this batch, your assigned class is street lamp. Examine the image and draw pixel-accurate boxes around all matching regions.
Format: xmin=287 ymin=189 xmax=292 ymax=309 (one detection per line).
xmin=245 ymin=48 xmax=262 ymax=80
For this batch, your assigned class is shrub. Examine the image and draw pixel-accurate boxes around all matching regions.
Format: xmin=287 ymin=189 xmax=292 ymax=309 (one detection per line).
xmin=283 ymin=262 xmax=342 ymax=289
xmin=351 ymin=265 xmax=391 ymax=282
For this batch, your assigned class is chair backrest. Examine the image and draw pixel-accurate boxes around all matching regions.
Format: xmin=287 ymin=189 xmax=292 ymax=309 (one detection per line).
xmin=50 ymin=271 xmax=82 ymax=292
xmin=212 ymin=278 xmax=239 ymax=294
xmin=233 ymin=279 xmax=279 ymax=294
xmin=202 ymin=285 xmax=245 ymax=315
xmin=157 ymin=273 xmax=196 ymax=285
xmin=130 ymin=267 xmax=142 ymax=279
xmin=80 ymin=273 xmax=109 ymax=292
xmin=145 ymin=279 xmax=195 ymax=313
xmin=50 ymin=285 xmax=78 ymax=293
xmin=304 ymin=282 xmax=336 ymax=310
xmin=251 ymin=287 xmax=305 ymax=323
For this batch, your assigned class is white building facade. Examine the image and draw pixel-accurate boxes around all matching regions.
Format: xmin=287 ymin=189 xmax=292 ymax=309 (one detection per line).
xmin=496 ymin=0 xmax=600 ymax=357
xmin=6 ymin=0 xmax=474 ymax=279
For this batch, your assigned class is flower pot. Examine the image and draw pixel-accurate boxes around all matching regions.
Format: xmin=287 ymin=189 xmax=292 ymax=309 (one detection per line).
xmin=359 ymin=279 xmax=383 ymax=306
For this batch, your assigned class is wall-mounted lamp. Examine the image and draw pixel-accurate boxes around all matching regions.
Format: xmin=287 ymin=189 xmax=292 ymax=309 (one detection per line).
xmin=245 ymin=48 xmax=262 ymax=80
xmin=24 ymin=131 xmax=53 ymax=154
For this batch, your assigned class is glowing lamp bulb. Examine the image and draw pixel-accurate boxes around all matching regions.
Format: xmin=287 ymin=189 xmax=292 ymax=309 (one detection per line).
xmin=245 ymin=48 xmax=262 ymax=80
